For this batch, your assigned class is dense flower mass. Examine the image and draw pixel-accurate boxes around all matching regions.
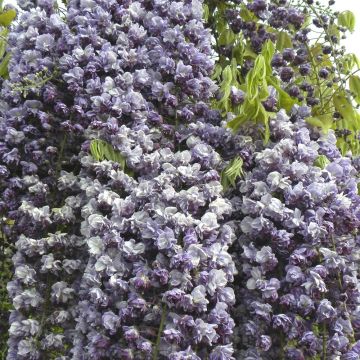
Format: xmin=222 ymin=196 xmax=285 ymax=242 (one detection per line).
xmin=233 ymin=109 xmax=360 ymax=359
xmin=1 ymin=0 xmax=238 ymax=358
xmin=74 ymin=128 xmax=237 ymax=359
xmin=0 ymin=2 xmax=91 ymax=359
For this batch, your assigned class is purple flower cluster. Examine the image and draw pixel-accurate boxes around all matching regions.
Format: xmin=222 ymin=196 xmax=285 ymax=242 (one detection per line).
xmin=2 ymin=0 xmax=238 ymax=358
xmin=0 ymin=2 xmax=92 ymax=358
xmin=73 ymin=127 xmax=236 ymax=359
xmin=234 ymin=109 xmax=360 ymax=359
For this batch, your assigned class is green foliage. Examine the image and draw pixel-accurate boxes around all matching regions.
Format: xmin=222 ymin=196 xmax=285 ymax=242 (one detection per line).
xmin=227 ymin=41 xmax=278 ymax=143
xmin=276 ymin=31 xmax=292 ymax=52
xmin=221 ymin=156 xmax=244 ymax=190
xmin=205 ymin=0 xmax=360 ymax=155
xmin=0 ymin=52 xmax=10 ymax=78
xmin=10 ymin=68 xmax=57 ymax=97
xmin=349 ymin=75 xmax=360 ymax=105
xmin=90 ymin=140 xmax=135 ymax=177
xmin=90 ymin=139 xmax=126 ymax=168
xmin=337 ymin=10 xmax=356 ymax=33
xmin=314 ymin=155 xmax=331 ymax=169
xmin=0 ymin=9 xmax=16 ymax=27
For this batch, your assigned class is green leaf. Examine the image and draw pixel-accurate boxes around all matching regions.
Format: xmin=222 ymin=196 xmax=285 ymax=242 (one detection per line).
xmin=212 ymin=64 xmax=223 ymax=81
xmin=352 ymin=54 xmax=360 ymax=69
xmin=90 ymin=139 xmax=126 ymax=170
xmin=0 ymin=28 xmax=8 ymax=59
xmin=221 ymin=156 xmax=244 ymax=190
xmin=328 ymin=23 xmax=340 ymax=41
xmin=218 ymin=29 xmax=235 ymax=46
xmin=227 ymin=98 xmax=260 ymax=132
xmin=0 ymin=52 xmax=10 ymax=78
xmin=246 ymin=55 xmax=266 ymax=103
xmin=261 ymin=40 xmax=275 ymax=76
xmin=276 ymin=31 xmax=292 ymax=51
xmin=301 ymin=15 xmax=312 ymax=29
xmin=349 ymin=75 xmax=360 ymax=105
xmin=338 ymin=10 xmax=356 ymax=32
xmin=333 ymin=93 xmax=357 ymax=131
xmin=267 ymin=76 xmax=297 ymax=112
xmin=243 ymin=44 xmax=257 ymax=59
xmin=239 ymin=4 xmax=256 ymax=21
xmin=203 ymin=4 xmax=209 ymax=23
xmin=221 ymin=65 xmax=233 ymax=85
xmin=232 ymin=41 xmax=245 ymax=64
xmin=0 ymin=9 xmax=16 ymax=27
xmin=306 ymin=114 xmax=333 ymax=133
xmin=314 ymin=155 xmax=330 ymax=169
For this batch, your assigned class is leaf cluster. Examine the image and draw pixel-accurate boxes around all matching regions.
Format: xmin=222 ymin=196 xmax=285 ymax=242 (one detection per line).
xmin=205 ymin=0 xmax=360 ymax=156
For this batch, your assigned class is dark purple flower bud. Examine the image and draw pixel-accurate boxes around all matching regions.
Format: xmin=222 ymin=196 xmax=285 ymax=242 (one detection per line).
xmin=271 ymin=54 xmax=285 ymax=67
xmin=288 ymin=85 xmax=300 ymax=98
xmin=263 ymin=96 xmax=277 ymax=112
xmin=306 ymin=97 xmax=320 ymax=106
xmin=280 ymin=67 xmax=294 ymax=82
xmin=299 ymin=64 xmax=311 ymax=76
xmin=283 ymin=48 xmax=296 ymax=62
xmin=257 ymin=335 xmax=272 ymax=351
xmin=319 ymin=68 xmax=329 ymax=79
xmin=323 ymin=45 xmax=332 ymax=55
xmin=247 ymin=0 xmax=267 ymax=14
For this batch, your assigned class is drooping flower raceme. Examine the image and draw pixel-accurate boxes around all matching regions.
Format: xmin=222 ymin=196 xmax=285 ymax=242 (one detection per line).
xmin=233 ymin=108 xmax=360 ymax=359
xmin=73 ymin=127 xmax=237 ymax=359
xmin=3 ymin=0 xmax=238 ymax=358
xmin=61 ymin=0 xmax=237 ymax=358
xmin=0 ymin=2 xmax=94 ymax=359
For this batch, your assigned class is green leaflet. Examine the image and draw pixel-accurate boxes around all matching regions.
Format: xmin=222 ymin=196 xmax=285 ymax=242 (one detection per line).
xmin=227 ymin=40 xmax=275 ymax=141
xmin=0 ymin=52 xmax=10 ymax=78
xmin=341 ymin=53 xmax=360 ymax=73
xmin=0 ymin=28 xmax=8 ymax=59
xmin=221 ymin=156 xmax=244 ymax=190
xmin=314 ymin=155 xmax=330 ymax=169
xmin=0 ymin=9 xmax=16 ymax=27
xmin=246 ymin=55 xmax=266 ymax=103
xmin=261 ymin=40 xmax=275 ymax=76
xmin=227 ymin=98 xmax=260 ymax=132
xmin=338 ymin=10 xmax=356 ymax=33
xmin=349 ymin=75 xmax=360 ymax=105
xmin=232 ymin=41 xmax=245 ymax=64
xmin=239 ymin=4 xmax=256 ymax=22
xmin=333 ymin=93 xmax=360 ymax=133
xmin=306 ymin=114 xmax=333 ymax=133
xmin=212 ymin=64 xmax=223 ymax=81
xmin=218 ymin=65 xmax=233 ymax=112
xmin=218 ymin=29 xmax=235 ymax=46
xmin=90 ymin=139 xmax=126 ymax=170
xmin=276 ymin=31 xmax=292 ymax=52
xmin=203 ymin=4 xmax=209 ymax=23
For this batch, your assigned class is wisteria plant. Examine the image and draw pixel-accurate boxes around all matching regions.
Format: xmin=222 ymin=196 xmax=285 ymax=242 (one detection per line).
xmin=0 ymin=0 xmax=360 ymax=360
